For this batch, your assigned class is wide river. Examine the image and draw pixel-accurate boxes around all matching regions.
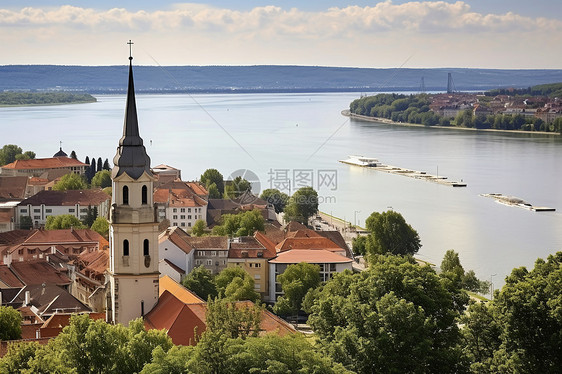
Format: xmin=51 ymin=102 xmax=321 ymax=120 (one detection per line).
xmin=1 ymin=92 xmax=561 ymax=289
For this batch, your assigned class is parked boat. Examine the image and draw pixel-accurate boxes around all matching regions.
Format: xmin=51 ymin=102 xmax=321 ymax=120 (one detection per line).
xmin=339 ymin=155 xmax=380 ymax=167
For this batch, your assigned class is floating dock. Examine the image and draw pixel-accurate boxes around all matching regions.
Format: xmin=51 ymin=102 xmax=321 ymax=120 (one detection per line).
xmin=339 ymin=156 xmax=467 ymax=187
xmin=480 ymin=193 xmax=555 ymax=212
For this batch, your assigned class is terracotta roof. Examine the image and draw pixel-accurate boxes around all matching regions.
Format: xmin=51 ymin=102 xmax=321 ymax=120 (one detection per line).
xmin=18 ymin=189 xmax=109 ymax=207
xmin=285 ymin=221 xmax=308 ymax=232
xmin=186 ymin=182 xmax=208 ymax=196
xmin=263 ymin=223 xmax=285 ymax=244
xmin=317 ymin=231 xmax=352 ymax=257
xmin=184 ymin=236 xmax=228 ymax=250
xmin=145 ymin=290 xmax=296 ymax=346
xmin=159 ymin=275 xmax=203 ymax=304
xmin=25 ymin=228 xmax=107 ymax=246
xmin=41 ymin=312 xmax=105 ymax=329
xmin=0 ymin=210 xmax=14 ymax=223
xmin=159 ymin=227 xmax=193 ymax=255
xmin=11 ymin=284 xmax=90 ymax=316
xmin=0 ymin=265 xmax=24 ymax=287
xmin=144 ymin=290 xmax=207 ymax=346
xmin=9 ymin=261 xmax=71 ymax=286
xmin=2 ymin=157 xmax=87 ymax=170
xmin=286 ymin=229 xmax=322 ymax=239
xmin=254 ymin=231 xmax=277 ymax=253
xmin=228 ymin=236 xmax=276 ymax=260
xmin=0 ymin=176 xmax=28 ymax=199
xmin=0 ymin=230 xmax=31 ymax=245
xmin=269 ymin=249 xmax=353 ymax=264
xmin=275 ymin=237 xmax=342 ymax=252
xmin=76 ymin=249 xmax=109 ymax=276
xmin=153 ymin=188 xmax=207 ymax=208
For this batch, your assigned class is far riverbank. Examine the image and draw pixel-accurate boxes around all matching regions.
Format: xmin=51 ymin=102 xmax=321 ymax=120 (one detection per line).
xmin=341 ymin=110 xmax=559 ymax=136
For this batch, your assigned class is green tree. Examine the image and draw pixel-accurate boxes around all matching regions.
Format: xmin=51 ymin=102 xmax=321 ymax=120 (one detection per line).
xmin=52 ymin=173 xmax=87 ymax=191
xmin=440 ymin=250 xmax=490 ymax=294
xmin=212 ymin=209 xmax=264 ymax=237
xmin=91 ymin=216 xmax=109 ymax=237
xmin=69 ymin=150 xmax=77 ymax=160
xmin=206 ymin=182 xmax=221 ymax=199
xmin=19 ymin=215 xmax=32 ymax=230
xmin=191 ymin=219 xmax=206 ymax=237
xmin=181 ymin=265 xmax=217 ymax=300
xmin=103 ymin=158 xmax=111 ymax=171
xmin=205 ymin=298 xmax=262 ymax=339
xmin=352 ymin=235 xmax=368 ymax=256
xmin=200 ymin=169 xmax=224 ymax=196
xmin=260 ymin=188 xmax=289 ymax=213
xmin=364 ymin=210 xmax=421 ymax=257
xmin=0 ymin=306 xmax=22 ymax=341
xmin=91 ymin=170 xmax=112 ymax=188
xmin=224 ymin=176 xmax=251 ymax=199
xmin=283 ymin=186 xmax=319 ymax=225
xmin=0 ymin=144 xmax=34 ymax=166
xmin=215 ymin=267 xmax=260 ymax=302
xmin=308 ymin=255 xmax=469 ymax=374
xmin=139 ymin=345 xmax=194 ymax=374
xmin=273 ymin=262 xmax=321 ymax=316
xmin=82 ymin=205 xmax=97 ymax=227
xmin=0 ymin=341 xmax=41 ymax=374
xmin=45 ymin=214 xmax=86 ymax=230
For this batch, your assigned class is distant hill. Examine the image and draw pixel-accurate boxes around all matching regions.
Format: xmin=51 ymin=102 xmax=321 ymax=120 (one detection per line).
xmin=1 ymin=65 xmax=562 ymax=94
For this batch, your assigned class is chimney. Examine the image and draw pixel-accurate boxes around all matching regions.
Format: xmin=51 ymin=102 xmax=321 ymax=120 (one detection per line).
xmin=25 ymin=290 xmax=30 ymax=306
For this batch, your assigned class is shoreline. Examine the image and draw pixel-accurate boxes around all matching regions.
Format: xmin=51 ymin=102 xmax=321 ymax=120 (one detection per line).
xmin=341 ymin=110 xmax=560 ymax=136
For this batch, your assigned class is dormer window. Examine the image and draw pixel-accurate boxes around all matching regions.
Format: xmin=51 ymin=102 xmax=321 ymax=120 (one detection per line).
xmin=123 ymin=186 xmax=129 ymax=205
xmin=142 ymin=185 xmax=148 ymax=205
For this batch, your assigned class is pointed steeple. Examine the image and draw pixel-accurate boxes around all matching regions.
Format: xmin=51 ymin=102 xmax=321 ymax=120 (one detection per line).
xmin=112 ymin=44 xmax=152 ymax=180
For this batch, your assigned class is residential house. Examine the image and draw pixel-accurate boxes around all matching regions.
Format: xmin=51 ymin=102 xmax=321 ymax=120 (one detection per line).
xmin=154 ymin=182 xmax=208 ymax=230
xmin=16 ymin=189 xmax=110 ymax=228
xmin=0 ymin=176 xmax=29 ymax=232
xmin=158 ymin=226 xmax=194 ymax=282
xmin=152 ymin=164 xmax=182 ymax=186
xmin=227 ymin=233 xmax=277 ymax=299
xmin=206 ymin=191 xmax=276 ymax=228
xmin=185 ymin=236 xmax=229 ymax=274
xmin=69 ymin=248 xmax=109 ymax=312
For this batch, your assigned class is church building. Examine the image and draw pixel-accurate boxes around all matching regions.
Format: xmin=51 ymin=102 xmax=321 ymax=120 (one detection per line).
xmin=107 ymin=45 xmax=160 ymax=325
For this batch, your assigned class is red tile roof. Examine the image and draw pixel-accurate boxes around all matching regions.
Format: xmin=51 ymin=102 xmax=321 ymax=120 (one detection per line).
xmin=159 ymin=227 xmax=193 ymax=255
xmin=269 ymin=249 xmax=352 ymax=264
xmin=0 ymin=176 xmax=28 ymax=199
xmin=228 ymin=236 xmax=276 ymax=259
xmin=275 ymin=237 xmax=342 ymax=252
xmin=9 ymin=261 xmax=71 ymax=286
xmin=184 ymin=236 xmax=228 ymax=249
xmin=153 ymin=188 xmax=207 ymax=208
xmin=19 ymin=189 xmax=109 ymax=207
xmin=0 ymin=264 xmax=24 ymax=287
xmin=2 ymin=157 xmax=87 ymax=170
xmin=159 ymin=275 xmax=203 ymax=304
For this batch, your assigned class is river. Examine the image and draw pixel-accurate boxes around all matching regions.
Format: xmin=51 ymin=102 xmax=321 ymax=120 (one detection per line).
xmin=1 ymin=92 xmax=561 ymax=289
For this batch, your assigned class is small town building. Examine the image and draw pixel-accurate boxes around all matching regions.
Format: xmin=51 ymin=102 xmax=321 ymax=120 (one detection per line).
xmin=0 ymin=153 xmax=88 ymax=177
xmin=154 ymin=182 xmax=208 ymax=229
xmin=158 ymin=226 xmax=195 ymax=282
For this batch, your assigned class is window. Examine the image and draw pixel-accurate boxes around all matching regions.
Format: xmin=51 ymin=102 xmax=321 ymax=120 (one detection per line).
xmin=21 ymin=209 xmax=27 ymax=213
xmin=195 ymin=259 xmax=202 ymax=265
xmin=143 ymin=239 xmax=149 ymax=256
xmin=254 ymin=274 xmax=261 ymax=280
xmin=181 ymin=222 xmax=185 ymax=227
xmin=34 ymin=209 xmax=40 ymax=213
xmin=68 ymin=208 xmax=75 ymax=213
xmin=211 ymin=251 xmax=216 ymax=257
xmin=80 ymin=208 xmax=87 ymax=213
xmin=45 ymin=209 xmax=52 ymax=213
xmin=123 ymin=186 xmax=129 ymax=205
xmin=188 ymin=208 xmax=191 ymax=213
xmin=188 ymin=215 xmax=192 ymax=219
xmin=206 ymin=259 xmax=213 ymax=266
xmin=123 ymin=240 xmax=129 ymax=256
xmin=34 ymin=215 xmax=40 ymax=219
xmin=173 ymin=215 xmax=177 ymax=219
xmin=180 ymin=208 xmax=185 ymax=212
xmin=188 ymin=222 xmax=191 ymax=227
xmin=180 ymin=215 xmax=185 ymax=219
xmin=173 ymin=208 xmax=177 ymax=213
xmin=173 ymin=222 xmax=178 ymax=226
xmin=142 ymin=185 xmax=148 ymax=204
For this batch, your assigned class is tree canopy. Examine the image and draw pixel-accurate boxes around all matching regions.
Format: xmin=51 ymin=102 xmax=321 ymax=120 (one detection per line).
xmin=364 ymin=210 xmax=421 ymax=257
xmin=190 ymin=219 xmax=206 ymax=237
xmin=260 ymin=188 xmax=289 ymax=213
xmin=212 ymin=209 xmax=265 ymax=237
xmin=0 ymin=144 xmax=35 ymax=166
xmin=307 ymin=255 xmax=468 ymax=374
xmin=45 ymin=214 xmax=86 ymax=230
xmin=90 ymin=216 xmax=109 ymax=237
xmin=200 ymin=169 xmax=224 ymax=197
xmin=215 ymin=267 xmax=260 ymax=302
xmin=52 ymin=173 xmax=88 ymax=191
xmin=91 ymin=170 xmax=112 ymax=188
xmin=283 ymin=186 xmax=319 ymax=225
xmin=273 ymin=262 xmax=321 ymax=316
xmin=0 ymin=306 xmax=22 ymax=341
xmin=224 ymin=176 xmax=251 ymax=199
xmin=181 ymin=265 xmax=217 ymax=300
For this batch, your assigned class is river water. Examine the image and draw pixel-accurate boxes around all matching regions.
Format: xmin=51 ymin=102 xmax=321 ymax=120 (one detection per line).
xmin=1 ymin=92 xmax=561 ymax=288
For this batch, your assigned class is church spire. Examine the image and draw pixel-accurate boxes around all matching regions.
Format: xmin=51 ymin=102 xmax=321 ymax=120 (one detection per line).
xmin=112 ymin=40 xmax=152 ymax=180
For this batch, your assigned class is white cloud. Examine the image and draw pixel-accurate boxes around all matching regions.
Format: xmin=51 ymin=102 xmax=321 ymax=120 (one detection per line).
xmin=0 ymin=1 xmax=560 ymax=67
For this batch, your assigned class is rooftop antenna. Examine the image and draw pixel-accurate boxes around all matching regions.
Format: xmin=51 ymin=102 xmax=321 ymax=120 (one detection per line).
xmin=447 ymin=73 xmax=456 ymax=93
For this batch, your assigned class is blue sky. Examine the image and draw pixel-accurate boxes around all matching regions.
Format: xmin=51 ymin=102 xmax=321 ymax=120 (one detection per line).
xmin=1 ymin=1 xmax=561 ymax=68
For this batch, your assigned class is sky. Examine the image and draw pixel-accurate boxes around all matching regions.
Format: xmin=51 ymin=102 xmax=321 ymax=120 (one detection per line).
xmin=1 ymin=1 xmax=561 ymax=68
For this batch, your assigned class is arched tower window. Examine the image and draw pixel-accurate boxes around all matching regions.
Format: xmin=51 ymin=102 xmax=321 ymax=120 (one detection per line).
xmin=143 ymin=239 xmax=149 ymax=256
xmin=142 ymin=185 xmax=148 ymax=205
xmin=123 ymin=239 xmax=129 ymax=256
xmin=123 ymin=186 xmax=129 ymax=205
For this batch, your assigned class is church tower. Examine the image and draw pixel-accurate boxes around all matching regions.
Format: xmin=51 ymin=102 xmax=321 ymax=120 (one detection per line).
xmin=107 ymin=43 xmax=159 ymax=325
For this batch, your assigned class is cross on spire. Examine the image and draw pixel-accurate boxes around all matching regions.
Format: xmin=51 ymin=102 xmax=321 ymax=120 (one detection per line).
xmin=127 ymin=40 xmax=134 ymax=61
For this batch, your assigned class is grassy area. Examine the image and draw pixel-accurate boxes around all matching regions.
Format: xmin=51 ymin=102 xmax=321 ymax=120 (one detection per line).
xmin=319 ymin=211 xmax=367 ymax=231
xmin=0 ymin=92 xmax=96 ymax=106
